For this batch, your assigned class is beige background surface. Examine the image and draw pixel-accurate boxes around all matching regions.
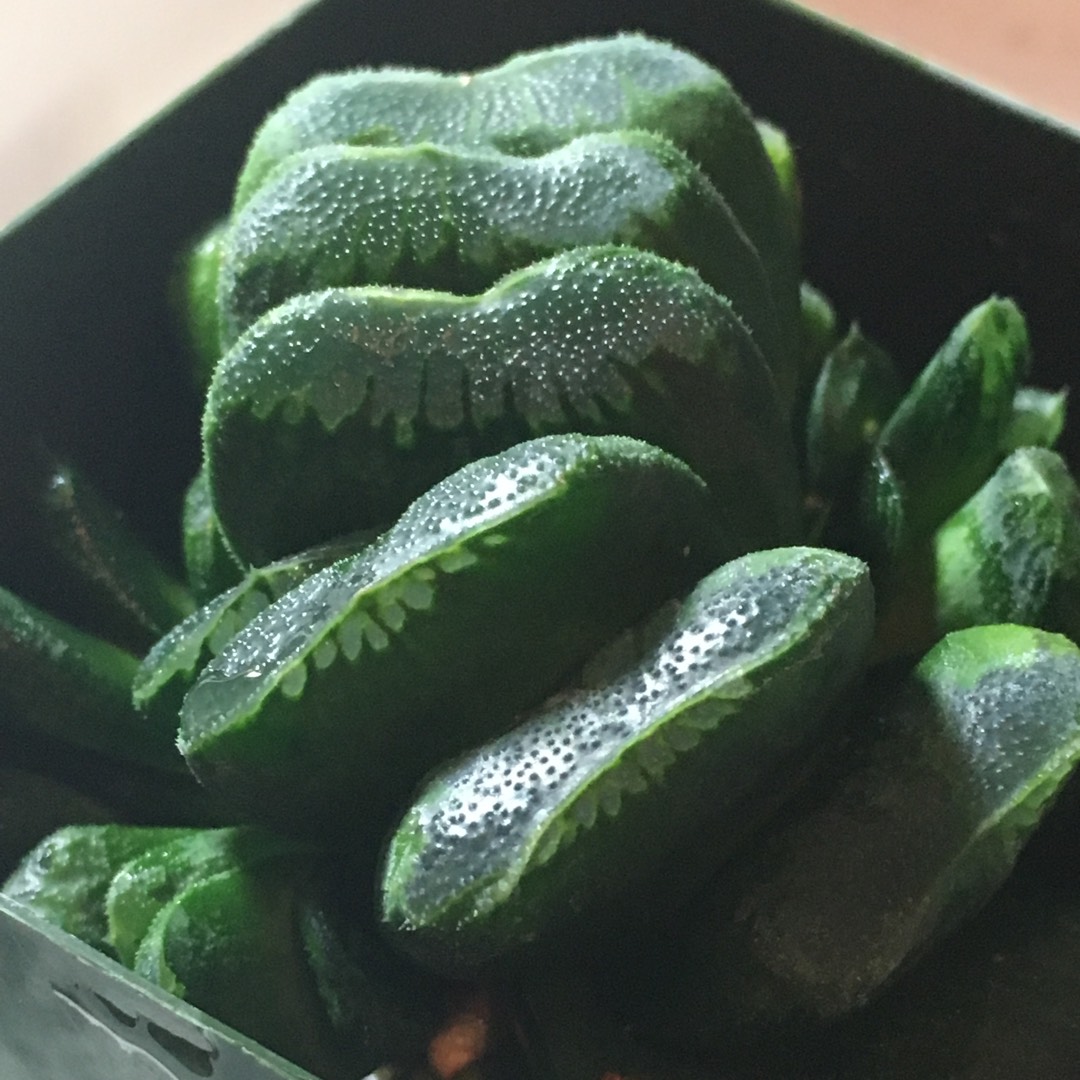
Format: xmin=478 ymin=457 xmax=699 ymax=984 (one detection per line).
xmin=0 ymin=0 xmax=307 ymax=227
xmin=805 ymin=0 xmax=1080 ymax=124
xmin=3 ymin=0 xmax=1079 ymax=229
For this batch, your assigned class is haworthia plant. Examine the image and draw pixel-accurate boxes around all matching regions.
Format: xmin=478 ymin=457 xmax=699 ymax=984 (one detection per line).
xmin=380 ymin=546 xmax=873 ymax=972
xmin=858 ymin=296 xmax=1030 ymax=567
xmin=806 ymin=323 xmax=902 ymax=506
xmin=181 ymin=466 xmax=244 ymax=602
xmin=232 ymin=32 xmax=800 ymax=403
xmin=133 ymin=530 xmax=376 ymax=727
xmin=180 ymin=434 xmax=720 ymax=850
xmin=204 ymin=246 xmax=799 ymax=565
xmin=934 ymin=447 xmax=1080 ymax=641
xmin=0 ymin=586 xmax=184 ymax=773
xmin=2 ymin=825 xmax=197 ymax=956
xmin=628 ymin=624 xmax=1080 ymax=1056
xmin=219 ymin=131 xmax=784 ymax=378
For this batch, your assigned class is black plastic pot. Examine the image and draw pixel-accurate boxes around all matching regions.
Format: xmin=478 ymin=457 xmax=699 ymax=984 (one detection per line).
xmin=2 ymin=2 xmax=1078 ymax=1077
